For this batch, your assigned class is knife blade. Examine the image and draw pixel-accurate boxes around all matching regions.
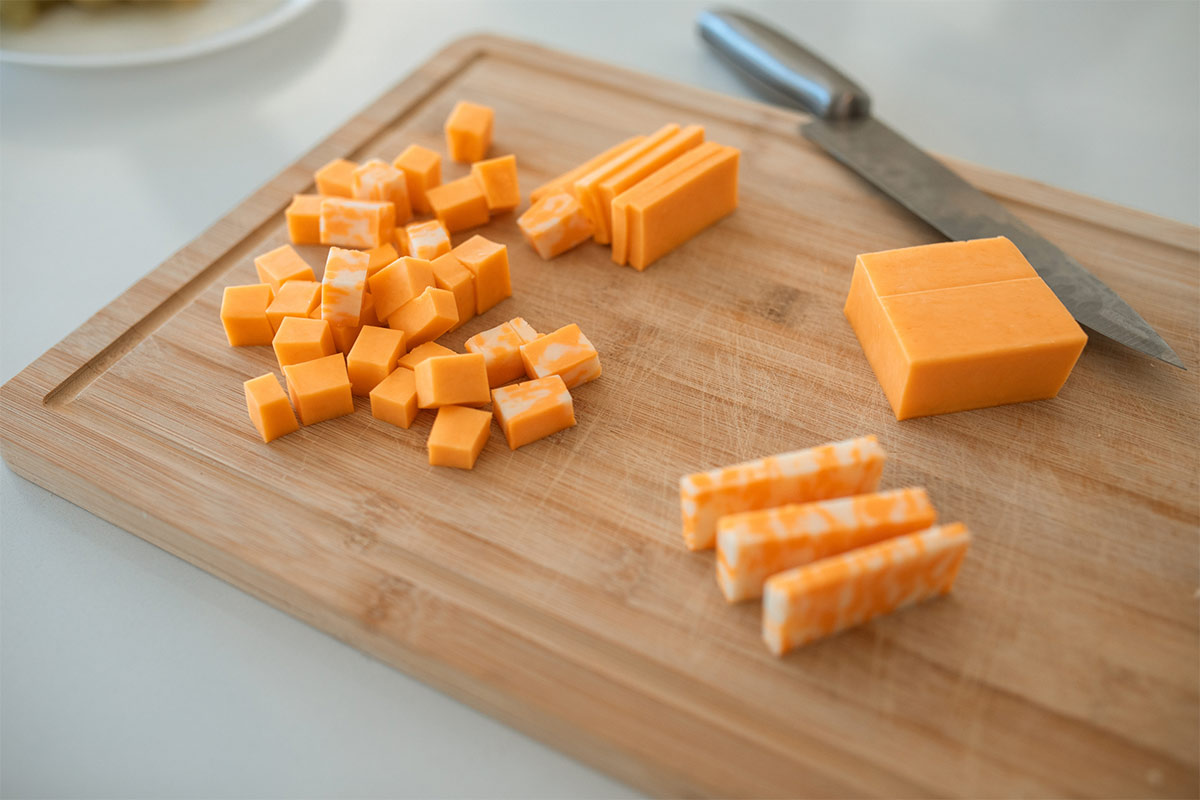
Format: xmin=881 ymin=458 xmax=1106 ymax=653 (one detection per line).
xmin=698 ymin=8 xmax=1184 ymax=369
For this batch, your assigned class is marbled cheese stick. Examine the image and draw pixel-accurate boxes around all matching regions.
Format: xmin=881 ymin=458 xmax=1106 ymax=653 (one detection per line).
xmin=321 ymin=247 xmax=369 ymax=328
xmin=763 ymin=523 xmax=970 ymax=655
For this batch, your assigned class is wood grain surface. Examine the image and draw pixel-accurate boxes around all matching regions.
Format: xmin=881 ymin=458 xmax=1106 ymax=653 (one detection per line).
xmin=2 ymin=35 xmax=1197 ymax=798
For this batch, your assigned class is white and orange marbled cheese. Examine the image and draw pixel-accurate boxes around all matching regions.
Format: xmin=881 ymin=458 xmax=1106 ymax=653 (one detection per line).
xmin=763 ymin=523 xmax=970 ymax=655
xmin=519 ymin=323 xmax=600 ymax=389
xmin=715 ymin=487 xmax=936 ymax=602
xmin=491 ymin=375 xmax=576 ymax=450
xmin=319 ymin=197 xmax=393 ymax=249
xmin=516 ymin=192 xmax=594 ymax=260
xmin=321 ymin=247 xmax=370 ymax=327
xmin=353 ymin=159 xmax=413 ymax=225
xmin=401 ymin=219 xmax=452 ymax=260
xmin=465 ymin=317 xmax=540 ymax=387
xmin=680 ymin=436 xmax=886 ymax=552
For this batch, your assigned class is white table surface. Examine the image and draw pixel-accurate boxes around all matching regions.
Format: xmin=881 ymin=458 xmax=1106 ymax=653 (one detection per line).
xmin=2 ymin=1 xmax=1197 ymax=796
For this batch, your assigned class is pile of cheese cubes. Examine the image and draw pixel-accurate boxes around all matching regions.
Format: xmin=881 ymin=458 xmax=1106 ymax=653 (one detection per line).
xmin=517 ymin=123 xmax=740 ymax=269
xmin=680 ymin=436 xmax=971 ymax=654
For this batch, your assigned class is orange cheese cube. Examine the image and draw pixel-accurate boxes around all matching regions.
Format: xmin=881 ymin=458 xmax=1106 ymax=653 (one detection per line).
xmin=465 ymin=317 xmax=540 ymax=387
xmin=244 ymin=373 xmax=300 ymax=443
xmin=763 ymin=523 xmax=970 ymax=655
xmin=491 ymin=375 xmax=575 ymax=450
xmin=369 ymin=367 xmax=419 ymax=429
xmin=716 ymin=487 xmax=937 ymax=603
xmin=427 ymin=405 xmax=492 ymax=469
xmin=843 ymin=237 xmax=1089 ymax=420
xmin=321 ymin=247 xmax=369 ymax=327
xmin=451 ymin=235 xmax=511 ymax=313
xmin=387 ymin=286 xmax=458 ymax=346
xmin=285 ymin=194 xmax=323 ymax=245
xmin=266 ymin=280 xmax=321 ymax=332
xmin=399 ymin=219 xmax=451 ymax=260
xmin=413 ymin=352 xmax=489 ymax=409
xmin=431 ymin=253 xmax=476 ymax=331
xmin=397 ymin=341 xmax=456 ymax=371
xmin=594 ymin=124 xmax=704 ymax=244
xmin=359 ymin=290 xmax=380 ymax=327
xmin=444 ymin=100 xmax=494 ymax=163
xmin=517 ymin=192 xmax=594 ymax=260
xmin=220 ymin=284 xmax=274 ymax=346
xmin=426 ymin=176 xmax=490 ymax=233
xmin=353 ymin=159 xmax=413 ymax=225
xmin=519 ymin=323 xmax=600 ymax=389
xmin=393 ymin=144 xmax=442 ymax=215
xmin=470 ymin=154 xmax=520 ymax=213
xmin=574 ymin=124 xmax=680 ymax=238
xmin=283 ymin=353 xmax=354 ymax=426
xmin=363 ymin=243 xmax=399 ymax=277
xmin=314 ymin=158 xmax=357 ymax=197
xmin=272 ymin=315 xmax=335 ymax=368
xmin=347 ymin=325 xmax=407 ymax=395
xmin=319 ymin=197 xmax=393 ymax=249
xmin=680 ymin=436 xmax=886 ymax=552
xmin=254 ymin=244 xmax=315 ymax=292
xmin=530 ymin=135 xmax=645 ymax=204
xmin=369 ymin=256 xmax=435 ymax=320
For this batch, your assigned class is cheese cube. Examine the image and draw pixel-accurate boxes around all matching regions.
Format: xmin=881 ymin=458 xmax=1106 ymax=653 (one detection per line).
xmin=221 ymin=284 xmax=275 ymax=346
xmin=517 ymin=192 xmax=594 ymax=260
xmin=254 ymin=244 xmax=315 ymax=292
xmin=283 ymin=353 xmax=354 ymax=426
xmin=244 ymin=373 xmax=299 ymax=443
xmin=370 ymin=367 xmax=419 ymax=429
xmin=347 ymin=325 xmax=407 ymax=396
xmin=285 ymin=194 xmax=323 ymax=246
xmin=387 ymin=287 xmax=458 ymax=347
xmin=427 ymin=406 xmax=492 ymax=469
xmin=397 ymin=341 xmax=456 ymax=371
xmin=399 ymin=219 xmax=451 ymax=260
xmin=426 ymin=176 xmax=490 ymax=233
xmin=413 ymin=353 xmax=489 ymax=409
xmin=321 ymin=247 xmax=370 ymax=327
xmin=519 ymin=323 xmax=600 ymax=389
xmin=314 ymin=158 xmax=357 ymax=197
xmin=470 ymin=154 xmax=520 ymax=213
xmin=465 ymin=317 xmax=541 ymax=387
xmin=431 ymin=253 xmax=476 ymax=331
xmin=266 ymin=280 xmax=321 ymax=332
xmin=327 ymin=291 xmax=378 ymax=354
xmin=451 ymin=235 xmax=511 ymax=314
xmin=363 ymin=243 xmax=399 ymax=277
xmin=491 ymin=375 xmax=575 ymax=450
xmin=272 ymin=315 xmax=336 ymax=368
xmin=393 ymin=144 xmax=442 ymax=215
xmin=715 ymin=487 xmax=938 ymax=603
xmin=369 ymin=256 xmax=435 ymax=320
xmin=353 ymin=159 xmax=413 ymax=225
xmin=444 ymin=100 xmax=494 ymax=163
xmin=763 ymin=523 xmax=970 ymax=655
xmin=319 ymin=198 xmax=393 ymax=249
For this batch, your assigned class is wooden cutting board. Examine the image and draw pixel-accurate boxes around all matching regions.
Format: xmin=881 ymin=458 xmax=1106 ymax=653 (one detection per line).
xmin=2 ymin=35 xmax=1197 ymax=798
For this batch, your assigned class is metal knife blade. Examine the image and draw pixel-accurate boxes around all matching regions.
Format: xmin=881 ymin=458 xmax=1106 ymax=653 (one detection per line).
xmin=698 ymin=8 xmax=1184 ymax=369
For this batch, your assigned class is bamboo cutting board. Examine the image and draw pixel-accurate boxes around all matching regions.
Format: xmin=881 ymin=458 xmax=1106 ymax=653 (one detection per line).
xmin=2 ymin=35 xmax=1197 ymax=798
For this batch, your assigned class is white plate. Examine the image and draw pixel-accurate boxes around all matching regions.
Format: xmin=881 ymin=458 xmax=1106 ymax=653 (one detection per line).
xmin=0 ymin=0 xmax=318 ymax=68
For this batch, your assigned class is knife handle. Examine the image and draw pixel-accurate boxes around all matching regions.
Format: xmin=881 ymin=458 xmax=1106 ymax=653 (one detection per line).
xmin=697 ymin=8 xmax=871 ymax=120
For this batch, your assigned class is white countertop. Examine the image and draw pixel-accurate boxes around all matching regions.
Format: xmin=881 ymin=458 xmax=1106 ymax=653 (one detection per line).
xmin=2 ymin=1 xmax=1196 ymax=796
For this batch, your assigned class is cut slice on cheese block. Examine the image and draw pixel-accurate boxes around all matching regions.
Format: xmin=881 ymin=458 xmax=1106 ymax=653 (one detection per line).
xmin=763 ymin=523 xmax=970 ymax=655
xmin=285 ymin=195 xmax=323 ymax=246
xmin=255 ymin=244 xmax=315 ymax=292
xmin=491 ymin=375 xmax=575 ymax=450
xmin=321 ymin=247 xmax=370 ymax=328
xmin=530 ymin=135 xmax=644 ymax=204
xmin=427 ymin=405 xmax=492 ymax=469
xmin=519 ymin=323 xmax=600 ymax=389
xmin=680 ymin=436 xmax=886 ymax=552
xmin=244 ymin=373 xmax=299 ymax=443
xmin=517 ymin=192 xmax=594 ymax=260
xmin=715 ymin=487 xmax=937 ymax=603
xmin=573 ymin=124 xmax=680 ymax=239
xmin=465 ymin=317 xmax=540 ymax=387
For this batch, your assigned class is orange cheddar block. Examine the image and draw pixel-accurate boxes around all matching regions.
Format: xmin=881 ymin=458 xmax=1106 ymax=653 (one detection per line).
xmin=763 ymin=523 xmax=970 ymax=655
xmin=347 ymin=325 xmax=407 ymax=395
xmin=680 ymin=436 xmax=886 ymax=552
xmin=321 ymin=247 xmax=370 ymax=327
xmin=843 ymin=236 xmax=1088 ymax=420
xmin=491 ymin=375 xmax=575 ymax=450
xmin=369 ymin=367 xmax=418 ymax=429
xmin=470 ymin=154 xmax=520 ymax=213
xmin=519 ymin=323 xmax=600 ymax=389
xmin=397 ymin=341 xmax=456 ymax=371
xmin=530 ymin=135 xmax=645 ymax=204
xmin=444 ymin=100 xmax=493 ymax=163
xmin=314 ymin=158 xmax=357 ymax=197
xmin=285 ymin=194 xmax=323 ymax=246
xmin=399 ymin=219 xmax=451 ymax=260
xmin=414 ymin=352 xmax=489 ymax=409
xmin=266 ymin=280 xmax=321 ymax=332
xmin=369 ymin=256 xmax=435 ymax=320
xmin=573 ymin=124 xmax=680 ymax=236
xmin=359 ymin=290 xmax=380 ymax=327
xmin=465 ymin=317 xmax=540 ymax=387
xmin=364 ymin=243 xmax=400 ymax=277
xmin=426 ymin=176 xmax=490 ymax=233
xmin=452 ymin=235 xmax=511 ymax=313
xmin=427 ymin=405 xmax=491 ymax=469
xmin=283 ymin=353 xmax=354 ymax=426
xmin=393 ymin=144 xmax=441 ymax=215
xmin=320 ymin=197 xmax=393 ymax=249
xmin=353 ymin=159 xmax=413 ymax=225
xmin=272 ymin=315 xmax=335 ymax=368
xmin=517 ymin=192 xmax=594 ymax=260
xmin=254 ymin=244 xmax=315 ymax=292
xmin=244 ymin=373 xmax=299 ymax=443
xmin=716 ymin=487 xmax=937 ymax=603
xmin=386 ymin=286 xmax=458 ymax=346
xmin=220 ymin=284 xmax=274 ymax=346
xmin=431 ymin=253 xmax=476 ymax=331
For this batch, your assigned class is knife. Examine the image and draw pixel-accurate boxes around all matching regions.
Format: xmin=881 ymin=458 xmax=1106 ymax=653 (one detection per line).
xmin=697 ymin=8 xmax=1184 ymax=369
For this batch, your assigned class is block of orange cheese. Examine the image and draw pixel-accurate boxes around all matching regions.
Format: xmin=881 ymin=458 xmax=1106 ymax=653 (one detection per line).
xmin=393 ymin=144 xmax=441 ymax=215
xmin=314 ymin=158 xmax=357 ymax=197
xmin=321 ymin=247 xmax=370 ymax=327
xmin=397 ymin=341 xmax=456 ymax=371
xmin=444 ymin=100 xmax=493 ymax=163
xmin=763 ymin=523 xmax=970 ymax=655
xmin=843 ymin=236 xmax=1088 ymax=420
xmin=369 ymin=256 xmax=435 ymax=320
xmin=715 ymin=487 xmax=937 ymax=603
xmin=452 ymin=235 xmax=511 ymax=313
xmin=319 ymin=197 xmax=393 ymax=249
xmin=255 ymin=244 xmax=315 ymax=292
xmin=369 ymin=367 xmax=419 ymax=429
xmin=266 ymin=280 xmax=321 ymax=332
xmin=680 ymin=436 xmax=886 ymax=552
xmin=221 ymin=284 xmax=274 ymax=346
xmin=426 ymin=176 xmax=490 ymax=233
xmin=519 ymin=323 xmax=600 ymax=389
xmin=427 ymin=405 xmax=492 ymax=469
xmin=470 ymin=154 xmax=520 ymax=213
xmin=387 ymin=286 xmax=458 ymax=346
xmin=353 ymin=159 xmax=413 ymax=225
xmin=573 ymin=124 xmax=680 ymax=237
xmin=272 ymin=315 xmax=335 ymax=368
xmin=283 ymin=353 xmax=354 ymax=426
xmin=491 ymin=375 xmax=575 ymax=450
xmin=413 ymin=352 xmax=489 ymax=409
xmin=315 ymin=291 xmax=377 ymax=353
xmin=399 ymin=219 xmax=451 ymax=261
xmin=530 ymin=135 xmax=644 ymax=205
xmin=517 ymin=193 xmax=594 ymax=260
xmin=347 ymin=325 xmax=407 ymax=396
xmin=465 ymin=317 xmax=540 ymax=387
xmin=244 ymin=373 xmax=299 ymax=443
xmin=285 ymin=194 xmax=323 ymax=246
xmin=431 ymin=253 xmax=476 ymax=331
xmin=363 ymin=243 xmax=399 ymax=277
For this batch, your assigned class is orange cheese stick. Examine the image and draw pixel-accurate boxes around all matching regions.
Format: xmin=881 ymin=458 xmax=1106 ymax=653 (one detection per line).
xmin=353 ymin=159 xmax=413 ymax=225
xmin=529 ymin=135 xmax=644 ymax=204
xmin=491 ymin=375 xmax=575 ymax=450
xmin=321 ymin=247 xmax=370 ymax=327
xmin=715 ymin=487 xmax=937 ymax=602
xmin=680 ymin=436 xmax=886 ymax=552
xmin=763 ymin=523 xmax=970 ymax=655
xmin=572 ymin=124 xmax=679 ymax=237
xmin=517 ymin=192 xmax=594 ymax=260
xmin=319 ymin=197 xmax=393 ymax=249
